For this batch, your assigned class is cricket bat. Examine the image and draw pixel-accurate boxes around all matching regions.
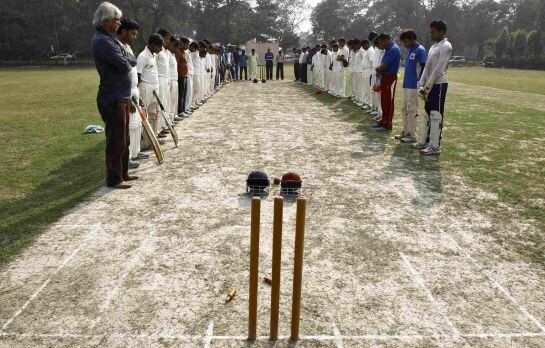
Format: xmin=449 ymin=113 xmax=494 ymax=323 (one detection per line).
xmin=133 ymin=98 xmax=164 ymax=164
xmin=153 ymin=90 xmax=179 ymax=148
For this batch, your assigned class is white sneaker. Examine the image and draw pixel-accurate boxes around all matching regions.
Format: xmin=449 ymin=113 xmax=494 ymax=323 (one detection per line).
xmin=412 ymin=142 xmax=427 ymax=149
xmin=421 ymin=145 xmax=441 ymax=155
xmin=401 ymin=137 xmax=416 ymax=144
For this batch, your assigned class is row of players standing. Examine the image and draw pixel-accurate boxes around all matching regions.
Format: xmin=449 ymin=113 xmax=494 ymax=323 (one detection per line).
xmin=92 ymin=1 xmax=255 ymax=188
xmin=291 ymin=21 xmax=452 ymax=156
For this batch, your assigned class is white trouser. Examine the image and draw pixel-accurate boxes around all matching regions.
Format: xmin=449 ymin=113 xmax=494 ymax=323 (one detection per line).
xmin=169 ymin=79 xmax=178 ymax=121
xmin=200 ymin=74 xmax=207 ymax=98
xmin=323 ymin=69 xmax=330 ymax=90
xmin=402 ymin=88 xmax=419 ymax=138
xmin=158 ymin=77 xmax=170 ymax=131
xmin=307 ymin=66 xmax=313 ymax=84
xmin=209 ymin=72 xmax=215 ymax=94
xmin=338 ymin=69 xmax=346 ymax=97
xmin=370 ymin=73 xmax=382 ymax=114
xmin=331 ymin=70 xmax=341 ymax=95
xmin=129 ymin=88 xmax=142 ymax=159
xmin=193 ymin=74 xmax=202 ymax=104
xmin=185 ymin=74 xmax=193 ymax=110
xmin=349 ymin=71 xmax=356 ymax=97
xmin=353 ymin=72 xmax=363 ymax=102
xmin=138 ymin=82 xmax=159 ymax=148
xmin=361 ymin=69 xmax=372 ymax=104
xmin=314 ymin=69 xmax=323 ymax=88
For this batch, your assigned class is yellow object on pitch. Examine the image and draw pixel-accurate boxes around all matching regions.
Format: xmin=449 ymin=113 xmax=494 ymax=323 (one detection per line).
xmin=226 ymin=289 xmax=237 ymax=302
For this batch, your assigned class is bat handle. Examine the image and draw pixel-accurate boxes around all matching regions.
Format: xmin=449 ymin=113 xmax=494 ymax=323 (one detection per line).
xmin=153 ymin=90 xmax=165 ymax=111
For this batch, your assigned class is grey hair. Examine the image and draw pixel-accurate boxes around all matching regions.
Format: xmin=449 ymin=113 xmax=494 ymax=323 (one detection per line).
xmin=92 ymin=2 xmax=122 ymax=27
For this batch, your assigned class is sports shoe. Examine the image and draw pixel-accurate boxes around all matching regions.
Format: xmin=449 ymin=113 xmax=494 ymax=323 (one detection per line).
xmin=374 ymin=126 xmax=390 ymax=132
xmin=370 ymin=111 xmax=379 ymax=116
xmin=174 ymin=116 xmax=183 ymax=122
xmin=373 ymin=115 xmax=382 ymax=121
xmin=181 ymin=112 xmax=189 ymax=118
xmin=128 ymin=161 xmax=140 ymax=169
xmin=401 ymin=137 xmax=417 ymax=144
xmin=135 ymin=152 xmax=150 ymax=160
xmin=421 ymin=145 xmax=441 ymax=155
xmin=412 ymin=142 xmax=427 ymax=149
xmin=371 ymin=124 xmax=383 ymax=129
xmin=394 ymin=133 xmax=406 ymax=140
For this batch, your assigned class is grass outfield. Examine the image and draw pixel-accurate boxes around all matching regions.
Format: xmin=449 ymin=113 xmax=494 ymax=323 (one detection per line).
xmin=0 ymin=66 xmax=544 ymax=264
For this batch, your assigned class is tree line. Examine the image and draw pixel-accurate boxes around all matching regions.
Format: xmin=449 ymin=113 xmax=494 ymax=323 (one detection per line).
xmin=0 ymin=0 xmax=305 ymax=61
xmin=308 ymin=0 xmax=545 ymax=61
xmin=1 ymin=0 xmax=544 ymax=65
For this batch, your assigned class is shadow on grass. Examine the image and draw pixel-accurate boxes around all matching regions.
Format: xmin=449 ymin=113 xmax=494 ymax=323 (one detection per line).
xmin=0 ymin=141 xmax=106 ymax=264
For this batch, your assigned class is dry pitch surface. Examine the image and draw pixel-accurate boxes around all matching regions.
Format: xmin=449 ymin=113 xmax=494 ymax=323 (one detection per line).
xmin=1 ymin=79 xmax=544 ymax=348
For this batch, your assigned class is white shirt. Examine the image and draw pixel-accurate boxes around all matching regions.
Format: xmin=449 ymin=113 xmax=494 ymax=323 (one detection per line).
xmin=186 ymin=50 xmax=194 ymax=76
xmin=168 ymin=50 xmax=178 ymax=81
xmin=352 ymin=48 xmax=365 ymax=73
xmin=227 ymin=52 xmax=233 ymax=65
xmin=191 ymin=51 xmax=202 ymax=75
xmin=313 ymin=53 xmax=323 ymax=71
xmin=419 ymin=38 xmax=452 ymax=89
xmin=206 ymin=53 xmax=213 ymax=73
xmin=320 ymin=51 xmax=331 ymax=69
xmin=156 ymin=47 xmax=170 ymax=78
xmin=335 ymin=46 xmax=349 ymax=70
xmin=363 ymin=46 xmax=375 ymax=71
xmin=299 ymin=52 xmax=307 ymax=64
xmin=372 ymin=47 xmax=382 ymax=70
xmin=348 ymin=50 xmax=355 ymax=72
xmin=136 ymin=46 xmax=159 ymax=88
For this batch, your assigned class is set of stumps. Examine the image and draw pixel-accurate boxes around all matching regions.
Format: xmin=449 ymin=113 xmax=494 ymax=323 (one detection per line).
xmin=248 ymin=196 xmax=308 ymax=342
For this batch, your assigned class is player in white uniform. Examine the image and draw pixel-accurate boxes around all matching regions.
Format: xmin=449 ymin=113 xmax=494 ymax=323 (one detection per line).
xmin=191 ymin=42 xmax=203 ymax=107
xmin=186 ymin=42 xmax=196 ymax=113
xmin=167 ymin=37 xmax=179 ymax=123
xmin=117 ymin=19 xmax=148 ymax=166
xmin=336 ymin=38 xmax=350 ymax=98
xmin=156 ymin=29 xmax=171 ymax=134
xmin=369 ymin=32 xmax=383 ymax=119
xmin=361 ymin=40 xmax=375 ymax=110
xmin=329 ymin=44 xmax=340 ymax=96
xmin=351 ymin=40 xmax=366 ymax=107
xmin=137 ymin=34 xmax=163 ymax=144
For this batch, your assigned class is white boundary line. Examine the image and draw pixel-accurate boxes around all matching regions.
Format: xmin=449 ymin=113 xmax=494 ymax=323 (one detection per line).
xmin=2 ymin=331 xmax=545 ymax=341
xmin=332 ymin=323 xmax=344 ymax=347
xmin=444 ymin=233 xmax=545 ymax=333
xmin=89 ymin=228 xmax=157 ymax=330
xmin=0 ymin=225 xmax=100 ymax=333
xmin=204 ymin=321 xmax=214 ymax=348
xmin=400 ymin=253 xmax=461 ymax=338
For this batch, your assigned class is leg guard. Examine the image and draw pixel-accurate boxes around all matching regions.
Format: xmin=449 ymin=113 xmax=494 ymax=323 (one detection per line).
xmin=417 ymin=110 xmax=430 ymax=145
xmin=429 ymin=110 xmax=443 ymax=148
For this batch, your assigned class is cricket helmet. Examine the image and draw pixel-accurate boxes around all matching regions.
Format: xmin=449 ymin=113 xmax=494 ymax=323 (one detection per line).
xmin=246 ymin=171 xmax=270 ymax=194
xmin=281 ymin=172 xmax=302 ymax=192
